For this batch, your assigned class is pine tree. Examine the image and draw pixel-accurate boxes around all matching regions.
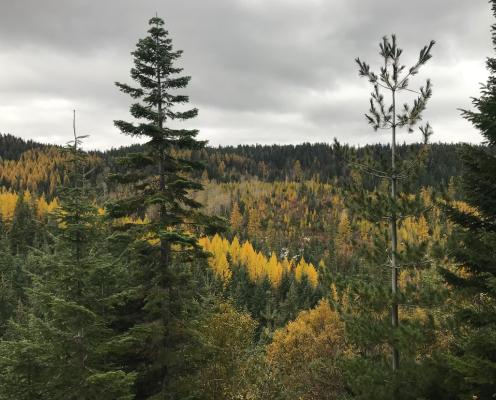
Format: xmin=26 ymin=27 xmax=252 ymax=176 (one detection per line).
xmin=439 ymin=2 xmax=496 ymax=396
xmin=107 ymin=16 xmax=223 ymax=398
xmin=340 ymin=35 xmax=441 ymax=399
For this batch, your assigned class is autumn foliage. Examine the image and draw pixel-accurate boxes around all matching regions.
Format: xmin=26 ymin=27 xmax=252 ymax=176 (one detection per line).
xmin=199 ymin=234 xmax=318 ymax=288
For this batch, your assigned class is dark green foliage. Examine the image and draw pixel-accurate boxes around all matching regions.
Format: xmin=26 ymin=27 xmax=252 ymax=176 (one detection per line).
xmin=438 ymin=2 xmax=496 ymax=397
xmin=0 ymin=133 xmax=50 ymax=161
xmin=0 ymin=130 xmax=135 ymax=399
xmin=339 ymin=35 xmax=444 ymax=399
xmin=9 ymin=193 xmax=37 ymax=255
xmin=106 ymin=141 xmax=465 ymax=190
xmin=224 ymin=262 xmax=322 ymax=338
xmin=0 ymin=236 xmax=26 ymax=336
xmin=107 ymin=16 xmax=224 ymax=399
xmin=0 ymin=132 xmax=468 ymax=198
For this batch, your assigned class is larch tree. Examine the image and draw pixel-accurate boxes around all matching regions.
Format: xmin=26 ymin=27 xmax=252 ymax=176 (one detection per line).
xmin=267 ymin=299 xmax=347 ymax=399
xmin=229 ymin=201 xmax=243 ymax=233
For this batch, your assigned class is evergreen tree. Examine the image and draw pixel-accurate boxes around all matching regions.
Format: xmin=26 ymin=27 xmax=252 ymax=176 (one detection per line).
xmin=340 ymin=35 xmax=441 ymax=399
xmin=9 ymin=192 xmax=36 ymax=255
xmin=439 ymin=2 xmax=496 ymax=397
xmin=0 ymin=114 xmax=135 ymax=400
xmin=0 ymin=235 xmax=25 ymax=337
xmin=107 ymin=16 xmax=223 ymax=398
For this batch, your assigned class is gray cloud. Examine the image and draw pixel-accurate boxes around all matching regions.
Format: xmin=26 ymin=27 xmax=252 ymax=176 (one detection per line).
xmin=0 ymin=0 xmax=492 ymax=149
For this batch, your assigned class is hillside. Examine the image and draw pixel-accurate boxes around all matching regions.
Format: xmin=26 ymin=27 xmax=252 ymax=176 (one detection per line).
xmin=0 ymin=133 xmax=465 ymax=196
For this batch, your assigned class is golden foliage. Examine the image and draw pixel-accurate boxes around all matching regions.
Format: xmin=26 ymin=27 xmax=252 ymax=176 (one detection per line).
xmin=294 ymin=258 xmax=318 ymax=288
xmin=0 ymin=147 xmax=102 ymax=196
xmin=199 ymin=234 xmax=319 ymax=288
xmin=229 ymin=201 xmax=243 ymax=231
xmin=197 ymin=302 xmax=257 ymax=400
xmin=0 ymin=189 xmax=59 ymax=221
xmin=267 ymin=299 xmax=348 ymax=399
xmin=335 ymin=210 xmax=353 ymax=267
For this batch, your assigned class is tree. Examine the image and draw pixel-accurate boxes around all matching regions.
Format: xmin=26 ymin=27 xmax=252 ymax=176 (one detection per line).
xmin=194 ymin=302 xmax=257 ymax=400
xmin=341 ymin=35 xmax=440 ymax=399
xmin=293 ymin=160 xmax=303 ymax=182
xmin=247 ymin=206 xmax=262 ymax=242
xmin=267 ymin=300 xmax=348 ymax=399
xmin=356 ymin=33 xmax=434 ymax=369
xmin=9 ymin=192 xmax=36 ymax=255
xmin=229 ymin=201 xmax=243 ymax=233
xmin=439 ymin=2 xmax=496 ymax=397
xmin=335 ymin=210 xmax=353 ymax=271
xmin=0 ymin=114 xmax=135 ymax=400
xmin=0 ymin=235 xmax=25 ymax=337
xmin=107 ymin=16 xmax=222 ymax=398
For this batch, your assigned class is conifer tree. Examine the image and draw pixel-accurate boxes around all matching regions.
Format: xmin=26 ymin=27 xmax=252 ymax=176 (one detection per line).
xmin=340 ymin=35 xmax=441 ymax=399
xmin=0 ymin=113 xmax=134 ymax=400
xmin=439 ymin=2 xmax=496 ymax=396
xmin=0 ymin=235 xmax=25 ymax=337
xmin=9 ymin=192 xmax=36 ymax=255
xmin=107 ymin=16 xmax=223 ymax=398
xmin=229 ymin=201 xmax=243 ymax=233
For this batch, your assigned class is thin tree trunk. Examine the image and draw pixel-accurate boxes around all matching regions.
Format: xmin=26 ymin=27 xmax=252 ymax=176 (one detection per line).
xmin=154 ymin=21 xmax=171 ymax=397
xmin=155 ymin=26 xmax=169 ymax=272
xmin=391 ymin=89 xmax=399 ymax=372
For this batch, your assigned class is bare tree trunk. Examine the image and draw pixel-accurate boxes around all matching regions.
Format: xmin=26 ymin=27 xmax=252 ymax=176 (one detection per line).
xmin=391 ymin=89 xmax=399 ymax=372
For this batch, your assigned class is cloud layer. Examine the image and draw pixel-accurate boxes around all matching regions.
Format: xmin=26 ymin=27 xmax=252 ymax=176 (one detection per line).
xmin=0 ymin=0 xmax=492 ymax=149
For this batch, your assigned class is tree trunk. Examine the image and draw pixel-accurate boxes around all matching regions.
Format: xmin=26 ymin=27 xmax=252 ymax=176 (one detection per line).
xmin=391 ymin=89 xmax=399 ymax=372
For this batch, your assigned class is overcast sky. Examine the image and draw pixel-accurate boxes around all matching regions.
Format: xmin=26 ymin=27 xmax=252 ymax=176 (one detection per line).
xmin=0 ymin=0 xmax=493 ymax=150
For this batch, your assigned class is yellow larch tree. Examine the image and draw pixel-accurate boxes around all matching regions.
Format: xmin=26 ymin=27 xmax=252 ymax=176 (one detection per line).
xmin=266 ymin=252 xmax=283 ymax=287
xmin=198 ymin=235 xmax=319 ymax=288
xmin=0 ymin=191 xmax=18 ymax=221
xmin=229 ymin=236 xmax=241 ymax=265
xmin=212 ymin=252 xmax=232 ymax=283
xmin=247 ymin=206 xmax=261 ymax=241
xmin=335 ymin=210 xmax=353 ymax=269
xmin=267 ymin=300 xmax=348 ymax=399
xmin=295 ymin=258 xmax=318 ymax=288
xmin=229 ymin=201 xmax=243 ymax=232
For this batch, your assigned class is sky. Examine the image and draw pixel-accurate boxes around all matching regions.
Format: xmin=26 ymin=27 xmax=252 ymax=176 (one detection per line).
xmin=0 ymin=0 xmax=493 ymax=150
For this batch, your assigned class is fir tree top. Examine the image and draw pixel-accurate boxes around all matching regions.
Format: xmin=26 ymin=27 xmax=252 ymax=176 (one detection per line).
xmin=114 ymin=16 xmax=203 ymax=150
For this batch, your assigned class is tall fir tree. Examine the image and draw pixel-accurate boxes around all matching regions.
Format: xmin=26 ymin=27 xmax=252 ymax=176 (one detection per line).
xmin=439 ymin=2 xmax=496 ymax=397
xmin=107 ymin=16 xmax=223 ymax=399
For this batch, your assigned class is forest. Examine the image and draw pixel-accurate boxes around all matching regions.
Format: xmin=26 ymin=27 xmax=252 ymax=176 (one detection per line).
xmin=0 ymin=4 xmax=496 ymax=400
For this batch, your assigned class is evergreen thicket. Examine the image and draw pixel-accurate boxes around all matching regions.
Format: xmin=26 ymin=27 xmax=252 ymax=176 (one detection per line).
xmin=0 ymin=119 xmax=135 ymax=400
